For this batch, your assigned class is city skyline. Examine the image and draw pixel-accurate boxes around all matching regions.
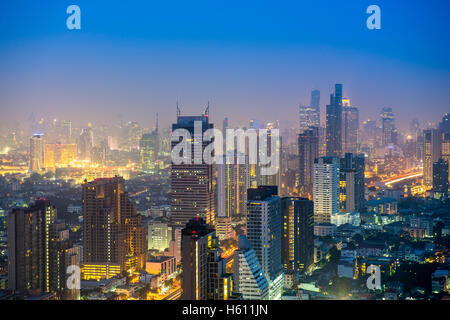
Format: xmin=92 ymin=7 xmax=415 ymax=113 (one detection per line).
xmin=0 ymin=0 xmax=450 ymax=304
xmin=1 ymin=1 xmax=450 ymax=131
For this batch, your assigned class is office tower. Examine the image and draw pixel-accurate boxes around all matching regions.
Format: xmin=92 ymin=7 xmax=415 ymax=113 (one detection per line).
xmin=361 ymin=119 xmax=378 ymax=150
xmin=78 ymin=127 xmax=94 ymax=161
xmin=342 ymin=100 xmax=359 ymax=154
xmin=140 ymin=132 xmax=159 ymax=172
xmin=217 ymin=153 xmax=249 ymax=221
xmin=339 ymin=168 xmax=356 ymax=212
xmin=326 ymin=84 xmax=343 ymax=157
xmin=233 ymin=235 xmax=269 ymax=300
xmin=380 ymin=107 xmax=396 ymax=146
xmin=313 ymin=157 xmax=340 ymax=224
xmin=299 ymin=105 xmax=319 ymax=134
xmin=49 ymin=221 xmax=81 ymax=300
xmin=298 ymin=127 xmax=319 ymax=196
xmin=148 ymin=222 xmax=172 ymax=252
xmin=439 ymin=113 xmax=450 ymax=134
xmin=310 ymin=89 xmax=321 ymax=123
xmin=44 ymin=144 xmax=77 ymax=169
xmin=181 ymin=218 xmax=232 ymax=300
xmin=126 ymin=121 xmax=143 ymax=151
xmin=8 ymin=199 xmax=80 ymax=299
xmin=281 ymin=197 xmax=314 ymax=273
xmin=82 ymin=177 xmax=146 ymax=277
xmin=61 ymin=120 xmax=72 ymax=142
xmin=442 ymin=132 xmax=450 ymax=189
xmin=249 ymin=119 xmax=258 ymax=129
xmin=171 ymin=109 xmax=215 ymax=227
xmin=8 ymin=199 xmax=55 ymax=293
xmin=258 ymin=129 xmax=282 ymax=192
xmin=410 ymin=118 xmax=421 ymax=140
xmin=340 ymin=153 xmax=365 ymax=212
xmin=246 ymin=186 xmax=283 ymax=300
xmin=29 ymin=134 xmax=44 ymax=172
xmin=318 ymin=126 xmax=326 ymax=157
xmin=433 ymin=159 xmax=449 ymax=199
xmin=423 ymin=129 xmax=442 ymax=187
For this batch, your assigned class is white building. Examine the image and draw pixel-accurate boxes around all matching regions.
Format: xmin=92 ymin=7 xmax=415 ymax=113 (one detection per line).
xmin=313 ymin=157 xmax=340 ymax=225
xmin=148 ymin=222 xmax=172 ymax=252
xmin=233 ymin=236 xmax=269 ymax=300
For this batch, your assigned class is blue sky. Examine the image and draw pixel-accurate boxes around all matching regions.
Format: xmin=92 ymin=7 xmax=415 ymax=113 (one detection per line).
xmin=0 ymin=0 xmax=449 ymax=131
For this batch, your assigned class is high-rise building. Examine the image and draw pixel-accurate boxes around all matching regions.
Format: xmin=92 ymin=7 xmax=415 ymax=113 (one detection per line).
xmin=246 ymin=186 xmax=283 ymax=299
xmin=181 ymin=218 xmax=232 ymax=300
xmin=299 ymin=105 xmax=319 ymax=134
xmin=281 ymin=197 xmax=314 ymax=273
xmin=258 ymin=129 xmax=282 ymax=192
xmin=313 ymin=157 xmax=340 ymax=224
xmin=82 ymin=177 xmax=146 ymax=277
xmin=433 ymin=159 xmax=449 ymax=199
xmin=140 ymin=132 xmax=159 ymax=172
xmin=148 ymin=222 xmax=172 ymax=252
xmin=78 ymin=127 xmax=94 ymax=161
xmin=342 ymin=100 xmax=359 ymax=154
xmin=339 ymin=168 xmax=356 ymax=212
xmin=310 ymin=89 xmax=321 ymax=124
xmin=171 ymin=109 xmax=215 ymax=227
xmin=439 ymin=113 xmax=450 ymax=134
xmin=326 ymin=84 xmax=343 ymax=157
xmin=233 ymin=235 xmax=269 ymax=300
xmin=29 ymin=134 xmax=44 ymax=172
xmin=8 ymin=199 xmax=80 ymax=299
xmin=380 ymin=107 xmax=396 ymax=146
xmin=442 ymin=132 xmax=450 ymax=190
xmin=340 ymin=153 xmax=365 ymax=212
xmin=298 ymin=127 xmax=319 ymax=196
xmin=423 ymin=129 xmax=442 ymax=187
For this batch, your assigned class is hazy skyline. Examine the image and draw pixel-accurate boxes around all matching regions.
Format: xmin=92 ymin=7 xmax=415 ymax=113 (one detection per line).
xmin=1 ymin=0 xmax=449 ymax=132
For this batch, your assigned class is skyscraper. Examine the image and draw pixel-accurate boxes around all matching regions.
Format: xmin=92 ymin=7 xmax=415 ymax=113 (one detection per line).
xmin=298 ymin=127 xmax=319 ymax=196
xmin=342 ymin=99 xmax=359 ymax=154
xmin=340 ymin=153 xmax=365 ymax=212
xmin=432 ymin=159 xmax=449 ymax=200
xmin=181 ymin=218 xmax=232 ymax=300
xmin=233 ymin=235 xmax=269 ymax=300
xmin=313 ymin=157 xmax=340 ymax=224
xmin=423 ymin=129 xmax=442 ymax=187
xmin=310 ymin=89 xmax=321 ymax=122
xmin=299 ymin=105 xmax=319 ymax=134
xmin=171 ymin=109 xmax=215 ymax=227
xmin=140 ymin=132 xmax=159 ymax=172
xmin=246 ymin=186 xmax=283 ymax=300
xmin=82 ymin=177 xmax=146 ymax=277
xmin=216 ymin=152 xmax=248 ymax=239
xmin=8 ymin=199 xmax=80 ymax=299
xmin=78 ymin=127 xmax=94 ymax=161
xmin=29 ymin=134 xmax=44 ymax=172
xmin=281 ymin=197 xmax=314 ymax=273
xmin=380 ymin=107 xmax=396 ymax=146
xmin=439 ymin=113 xmax=450 ymax=134
xmin=441 ymin=132 xmax=450 ymax=190
xmin=326 ymin=84 xmax=343 ymax=157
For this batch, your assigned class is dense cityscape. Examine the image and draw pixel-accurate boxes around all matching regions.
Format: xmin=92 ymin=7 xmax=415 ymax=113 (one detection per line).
xmin=0 ymin=84 xmax=449 ymax=301
xmin=0 ymin=1 xmax=449 ymax=308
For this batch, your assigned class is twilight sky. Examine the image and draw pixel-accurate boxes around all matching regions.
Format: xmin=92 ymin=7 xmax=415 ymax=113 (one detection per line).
xmin=0 ymin=0 xmax=449 ymax=132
